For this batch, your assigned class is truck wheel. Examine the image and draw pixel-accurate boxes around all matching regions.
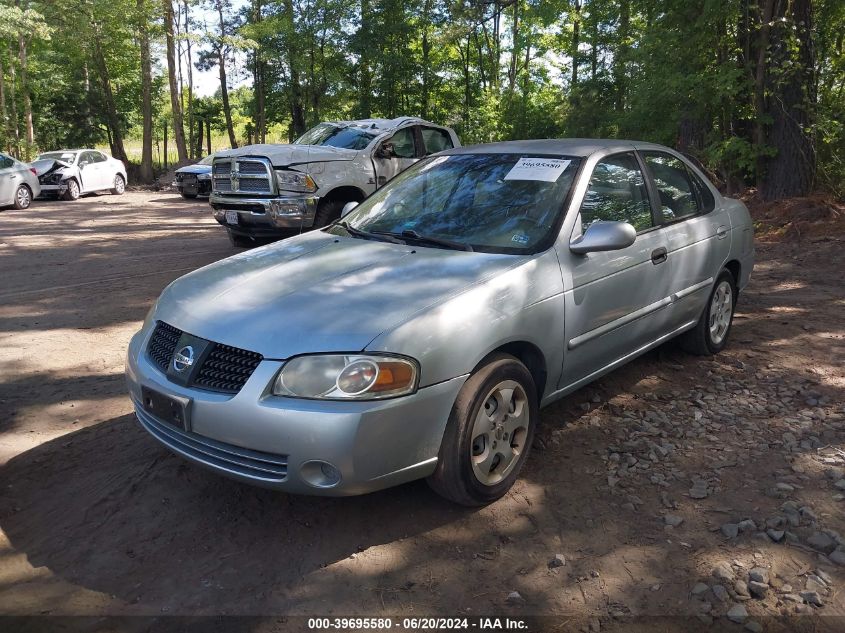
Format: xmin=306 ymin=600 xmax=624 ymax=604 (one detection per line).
xmin=427 ymin=354 xmax=538 ymax=506
xmin=62 ymin=179 xmax=80 ymax=201
xmin=227 ymin=229 xmax=253 ymax=248
xmin=313 ymin=199 xmax=344 ymax=229
xmin=181 ymin=192 xmax=198 ymax=199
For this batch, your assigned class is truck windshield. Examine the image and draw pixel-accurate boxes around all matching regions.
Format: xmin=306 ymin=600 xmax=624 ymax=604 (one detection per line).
xmin=334 ymin=153 xmax=582 ymax=254
xmin=294 ymin=124 xmax=377 ymax=150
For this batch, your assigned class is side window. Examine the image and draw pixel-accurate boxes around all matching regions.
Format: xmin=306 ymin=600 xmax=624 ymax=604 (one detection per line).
xmin=91 ymin=151 xmax=107 ymax=163
xmin=387 ymin=128 xmax=416 ymax=159
xmin=79 ymin=151 xmax=94 ymax=166
xmin=0 ymin=154 xmax=14 ymax=169
xmin=642 ymin=151 xmax=700 ymax=222
xmin=421 ymin=128 xmax=453 ymax=155
xmin=580 ymin=152 xmax=653 ymax=233
xmin=688 ymin=169 xmax=715 ymax=213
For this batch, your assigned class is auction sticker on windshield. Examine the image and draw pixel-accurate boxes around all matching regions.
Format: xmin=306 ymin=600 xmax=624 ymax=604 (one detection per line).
xmin=504 ymin=157 xmax=571 ymax=182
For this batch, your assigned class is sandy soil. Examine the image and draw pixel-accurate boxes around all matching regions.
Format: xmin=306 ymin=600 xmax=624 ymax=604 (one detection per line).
xmin=0 ymin=191 xmax=843 ymax=632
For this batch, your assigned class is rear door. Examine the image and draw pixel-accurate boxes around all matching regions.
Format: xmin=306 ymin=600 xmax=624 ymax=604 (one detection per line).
xmin=638 ymin=150 xmax=730 ymax=329
xmin=90 ymin=151 xmax=111 ymax=189
xmin=372 ymin=126 xmax=419 ymax=187
xmin=558 ymin=151 xmax=672 ymax=389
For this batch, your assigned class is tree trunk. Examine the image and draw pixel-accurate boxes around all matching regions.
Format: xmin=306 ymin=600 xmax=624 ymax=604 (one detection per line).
xmin=92 ymin=38 xmax=129 ymax=163
xmin=163 ymin=121 xmax=168 ymax=170
xmin=283 ymin=0 xmax=306 ymax=137
xmin=7 ymin=45 xmax=20 ymax=157
xmin=752 ymin=0 xmax=776 ymax=188
xmin=18 ymin=34 xmax=34 ymax=159
xmin=253 ymin=0 xmax=266 ymax=143
xmin=357 ymin=0 xmax=372 ymax=119
xmin=138 ymin=0 xmax=154 ymax=183
xmin=196 ymin=117 xmax=204 ymax=157
xmin=216 ymin=0 xmax=238 ymax=148
xmin=761 ymin=0 xmax=816 ymax=200
xmin=571 ymin=0 xmax=581 ymax=88
xmin=206 ymin=119 xmax=211 ymax=154
xmin=184 ymin=0 xmax=194 ymax=158
xmin=163 ymin=0 xmax=188 ymax=162
xmin=0 ymin=57 xmax=9 ymax=153
xmin=614 ymin=0 xmax=629 ymax=112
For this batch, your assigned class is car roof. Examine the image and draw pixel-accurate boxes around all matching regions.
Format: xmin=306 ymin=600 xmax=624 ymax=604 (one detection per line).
xmin=442 ymin=138 xmax=672 ymax=158
xmin=321 ymin=117 xmax=441 ymax=133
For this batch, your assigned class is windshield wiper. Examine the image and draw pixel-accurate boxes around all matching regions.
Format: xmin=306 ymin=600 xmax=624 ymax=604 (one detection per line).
xmin=373 ymin=229 xmax=473 ymax=252
xmin=332 ymin=221 xmax=405 ymax=244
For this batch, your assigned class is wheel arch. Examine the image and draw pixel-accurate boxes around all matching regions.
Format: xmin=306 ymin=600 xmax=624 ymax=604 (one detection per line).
xmin=320 ymin=185 xmax=367 ymax=205
xmin=724 ymin=259 xmax=741 ymax=287
xmin=473 ymin=341 xmax=548 ymax=401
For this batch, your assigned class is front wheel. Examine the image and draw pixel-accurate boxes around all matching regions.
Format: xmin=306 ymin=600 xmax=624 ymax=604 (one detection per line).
xmin=181 ymin=191 xmax=198 ymax=199
xmin=62 ymin=179 xmax=80 ymax=201
xmin=312 ymin=199 xmax=344 ymax=229
xmin=13 ymin=184 xmax=32 ymax=210
xmin=428 ymin=354 xmax=538 ymax=506
xmin=679 ymin=269 xmax=737 ymax=355
xmin=111 ymin=174 xmax=125 ymax=195
xmin=227 ymin=229 xmax=253 ymax=248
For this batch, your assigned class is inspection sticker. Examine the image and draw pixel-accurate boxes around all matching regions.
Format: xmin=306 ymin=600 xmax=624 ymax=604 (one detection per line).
xmin=504 ymin=157 xmax=571 ymax=182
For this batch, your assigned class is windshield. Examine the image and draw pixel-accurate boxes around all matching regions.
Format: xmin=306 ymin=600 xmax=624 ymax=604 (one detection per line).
xmin=294 ymin=123 xmax=377 ymax=150
xmin=37 ymin=151 xmax=78 ymax=164
xmin=198 ymin=154 xmax=215 ymax=165
xmin=334 ymin=153 xmax=581 ymax=254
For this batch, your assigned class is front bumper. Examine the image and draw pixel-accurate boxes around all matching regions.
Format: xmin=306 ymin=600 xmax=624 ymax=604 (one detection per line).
xmin=125 ymin=329 xmax=465 ymax=496
xmin=210 ymin=192 xmax=319 ymax=233
xmin=38 ymin=183 xmax=68 ymax=195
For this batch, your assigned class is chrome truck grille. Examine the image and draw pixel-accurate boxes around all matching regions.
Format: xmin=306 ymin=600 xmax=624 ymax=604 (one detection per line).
xmin=212 ymin=157 xmax=274 ymax=194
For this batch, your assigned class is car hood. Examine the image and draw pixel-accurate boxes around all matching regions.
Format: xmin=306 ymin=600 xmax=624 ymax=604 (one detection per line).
xmin=30 ymin=158 xmax=73 ymax=177
xmin=214 ymin=144 xmax=357 ymax=167
xmin=153 ymin=232 xmax=526 ymax=359
xmin=175 ymin=164 xmax=212 ymax=175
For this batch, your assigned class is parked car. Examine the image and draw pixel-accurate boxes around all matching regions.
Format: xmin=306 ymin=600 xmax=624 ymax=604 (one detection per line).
xmin=173 ymin=154 xmax=214 ymax=198
xmin=32 ymin=149 xmax=127 ymax=200
xmin=0 ymin=152 xmax=40 ymax=210
xmin=126 ymin=139 xmax=754 ymax=505
xmin=210 ymin=117 xmax=460 ymax=246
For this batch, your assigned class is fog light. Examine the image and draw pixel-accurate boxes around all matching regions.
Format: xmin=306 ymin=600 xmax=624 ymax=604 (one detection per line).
xmin=300 ymin=460 xmax=342 ymax=488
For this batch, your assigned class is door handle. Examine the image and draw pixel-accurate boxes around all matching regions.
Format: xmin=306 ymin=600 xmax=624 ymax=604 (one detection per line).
xmin=651 ymin=247 xmax=668 ymax=265
xmin=716 ymin=225 xmax=729 ymax=240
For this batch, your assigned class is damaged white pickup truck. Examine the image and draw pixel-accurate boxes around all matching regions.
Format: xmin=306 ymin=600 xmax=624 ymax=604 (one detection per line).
xmin=209 ymin=117 xmax=460 ymax=246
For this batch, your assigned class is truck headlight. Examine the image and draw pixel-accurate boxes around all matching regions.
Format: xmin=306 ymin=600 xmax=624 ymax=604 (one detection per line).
xmin=272 ymin=354 xmax=418 ymax=400
xmin=275 ymin=169 xmax=317 ymax=193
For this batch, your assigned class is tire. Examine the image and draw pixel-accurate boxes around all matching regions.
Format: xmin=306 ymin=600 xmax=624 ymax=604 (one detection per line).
xmin=13 ymin=184 xmax=32 ymax=210
xmin=427 ymin=354 xmax=538 ymax=506
xmin=227 ymin=229 xmax=253 ymax=248
xmin=62 ymin=179 xmax=80 ymax=201
xmin=181 ymin=192 xmax=198 ymax=199
xmin=111 ymin=174 xmax=125 ymax=195
xmin=679 ymin=269 xmax=737 ymax=356
xmin=312 ymin=199 xmax=345 ymax=229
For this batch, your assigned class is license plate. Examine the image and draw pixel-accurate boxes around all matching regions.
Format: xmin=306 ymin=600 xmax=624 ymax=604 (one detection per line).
xmin=141 ymin=386 xmax=190 ymax=430
xmin=225 ymin=210 xmax=239 ymax=225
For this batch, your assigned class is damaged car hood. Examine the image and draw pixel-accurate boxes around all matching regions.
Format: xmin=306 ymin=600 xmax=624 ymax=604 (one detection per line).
xmin=30 ymin=158 xmax=73 ymax=177
xmin=215 ymin=144 xmax=358 ymax=168
xmin=153 ymin=231 xmax=526 ymax=359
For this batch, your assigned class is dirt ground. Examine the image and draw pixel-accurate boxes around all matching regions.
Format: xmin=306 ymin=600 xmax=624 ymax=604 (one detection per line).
xmin=0 ymin=191 xmax=843 ymax=632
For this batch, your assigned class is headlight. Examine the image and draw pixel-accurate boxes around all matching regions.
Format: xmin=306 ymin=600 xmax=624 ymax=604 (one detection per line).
xmin=275 ymin=169 xmax=317 ymax=193
xmin=197 ymin=173 xmax=211 ymax=180
xmin=272 ymin=354 xmax=418 ymax=400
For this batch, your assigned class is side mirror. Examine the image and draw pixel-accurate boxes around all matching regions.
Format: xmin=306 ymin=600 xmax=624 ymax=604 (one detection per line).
xmin=79 ymin=161 xmax=89 ymax=169
xmin=340 ymin=201 xmax=359 ymax=218
xmin=570 ymin=221 xmax=636 ymax=254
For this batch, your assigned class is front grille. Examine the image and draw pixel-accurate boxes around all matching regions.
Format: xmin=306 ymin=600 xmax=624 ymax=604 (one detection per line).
xmin=146 ymin=321 xmax=263 ymax=395
xmin=212 ymin=157 xmax=274 ymax=195
xmin=194 ymin=343 xmax=263 ymax=394
xmin=238 ymin=178 xmax=271 ymax=192
xmin=148 ymin=321 xmax=182 ymax=373
xmin=136 ymin=405 xmax=288 ymax=482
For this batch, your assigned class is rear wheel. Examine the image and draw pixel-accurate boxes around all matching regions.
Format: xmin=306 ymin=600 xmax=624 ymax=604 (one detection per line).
xmin=679 ymin=269 xmax=737 ymax=355
xmin=111 ymin=174 xmax=125 ymax=195
xmin=428 ymin=354 xmax=538 ymax=506
xmin=181 ymin=192 xmax=198 ymax=199
xmin=62 ymin=179 xmax=80 ymax=201
xmin=13 ymin=184 xmax=32 ymax=210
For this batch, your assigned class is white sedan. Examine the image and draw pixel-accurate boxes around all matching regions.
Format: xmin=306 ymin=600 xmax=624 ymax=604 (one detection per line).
xmin=0 ymin=152 xmax=40 ymax=209
xmin=32 ymin=149 xmax=127 ymax=200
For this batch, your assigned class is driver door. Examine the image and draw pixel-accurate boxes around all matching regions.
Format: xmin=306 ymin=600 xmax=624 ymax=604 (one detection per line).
xmin=77 ymin=151 xmax=97 ymax=192
xmin=373 ymin=127 xmax=419 ymax=188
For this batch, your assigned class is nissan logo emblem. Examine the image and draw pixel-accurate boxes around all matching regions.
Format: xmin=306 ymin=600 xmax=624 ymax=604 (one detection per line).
xmin=173 ymin=346 xmax=195 ymax=373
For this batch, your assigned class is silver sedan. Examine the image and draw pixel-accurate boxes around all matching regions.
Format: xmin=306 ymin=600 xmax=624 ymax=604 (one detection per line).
xmin=126 ymin=139 xmax=754 ymax=505
xmin=0 ymin=152 xmax=40 ymax=210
